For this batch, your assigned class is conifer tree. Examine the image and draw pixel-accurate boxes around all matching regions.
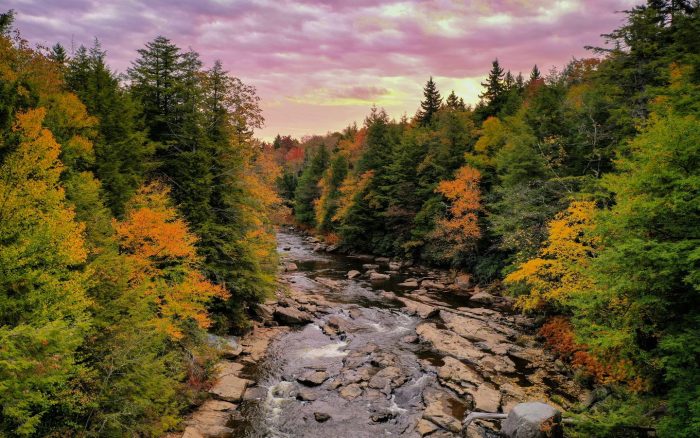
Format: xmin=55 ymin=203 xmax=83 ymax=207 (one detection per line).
xmin=529 ymin=64 xmax=541 ymax=82
xmin=477 ymin=59 xmax=506 ymax=119
xmin=417 ymin=77 xmax=442 ymax=126
xmin=445 ymin=90 xmax=466 ymax=111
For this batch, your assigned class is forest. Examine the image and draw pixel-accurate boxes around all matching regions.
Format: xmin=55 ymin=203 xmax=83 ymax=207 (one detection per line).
xmin=0 ymin=1 xmax=698 ymax=437
xmin=276 ymin=2 xmax=699 ymax=437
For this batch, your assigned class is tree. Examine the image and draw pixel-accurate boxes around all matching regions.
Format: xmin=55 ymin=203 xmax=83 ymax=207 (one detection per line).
xmin=0 ymin=109 xmax=91 ymax=435
xmin=66 ymin=40 xmax=153 ymax=216
xmin=429 ymin=165 xmax=482 ymax=261
xmin=477 ymin=59 xmax=506 ymax=119
xmin=504 ymin=201 xmax=598 ymax=311
xmin=445 ymin=90 xmax=466 ymax=111
xmin=417 ymin=77 xmax=442 ymax=126
xmin=294 ymin=145 xmax=330 ymax=226
xmin=529 ymin=64 xmax=541 ymax=82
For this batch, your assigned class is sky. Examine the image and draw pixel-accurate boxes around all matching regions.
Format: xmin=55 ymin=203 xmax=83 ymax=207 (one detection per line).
xmin=6 ymin=0 xmax=641 ymax=141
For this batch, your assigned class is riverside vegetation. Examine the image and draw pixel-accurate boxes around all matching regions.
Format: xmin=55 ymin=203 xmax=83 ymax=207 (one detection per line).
xmin=0 ymin=1 xmax=698 ymax=437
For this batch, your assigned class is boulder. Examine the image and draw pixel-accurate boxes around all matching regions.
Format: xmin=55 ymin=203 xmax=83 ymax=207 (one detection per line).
xmin=313 ymin=412 xmax=331 ymax=423
xmin=375 ymin=257 xmax=391 ymax=263
xmin=283 ymin=262 xmax=298 ymax=272
xmin=415 ymin=419 xmax=440 ymax=436
xmin=501 ymin=402 xmax=562 ymax=438
xmin=369 ymin=272 xmax=391 ymax=281
xmin=313 ymin=243 xmax=326 ymax=252
xmin=339 ymin=383 xmax=363 ymax=399
xmin=389 ymin=261 xmax=402 ymax=270
xmin=296 ymin=388 xmax=317 ymax=401
xmin=347 ymin=270 xmax=361 ymax=279
xmin=297 ymin=370 xmax=328 ymax=386
xmin=273 ymin=307 xmax=313 ymax=325
xmin=326 ymin=244 xmax=339 ymax=252
xmin=362 ymin=263 xmax=380 ymax=270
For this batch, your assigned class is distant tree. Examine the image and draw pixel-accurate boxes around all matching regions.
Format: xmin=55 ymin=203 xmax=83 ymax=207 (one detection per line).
xmin=476 ymin=59 xmax=506 ymax=119
xmin=417 ymin=77 xmax=442 ymax=126
xmin=529 ymin=64 xmax=541 ymax=82
xmin=445 ymin=90 xmax=466 ymax=111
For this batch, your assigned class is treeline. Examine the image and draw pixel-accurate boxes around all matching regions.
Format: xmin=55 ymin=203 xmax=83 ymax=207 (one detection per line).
xmin=278 ymin=2 xmax=699 ymax=436
xmin=0 ymin=11 xmax=280 ymax=436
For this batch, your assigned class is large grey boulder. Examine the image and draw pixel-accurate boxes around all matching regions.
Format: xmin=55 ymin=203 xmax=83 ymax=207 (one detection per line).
xmin=501 ymin=402 xmax=562 ymax=438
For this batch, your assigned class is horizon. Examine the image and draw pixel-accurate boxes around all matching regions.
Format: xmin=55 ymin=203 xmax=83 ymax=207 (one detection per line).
xmin=6 ymin=0 xmax=640 ymax=141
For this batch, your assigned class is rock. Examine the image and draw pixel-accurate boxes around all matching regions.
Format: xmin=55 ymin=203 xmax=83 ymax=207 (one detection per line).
xmin=273 ymin=307 xmax=313 ymax=325
xmin=439 ymin=311 xmax=509 ymax=349
xmin=182 ymin=426 xmax=206 ymax=438
xmin=396 ymin=297 xmax=438 ymax=319
xmin=421 ymin=280 xmax=446 ymax=290
xmin=454 ymin=273 xmax=471 ymax=290
xmin=339 ymin=383 xmax=363 ymax=399
xmin=470 ymin=291 xmax=495 ymax=304
xmin=185 ymin=399 xmax=237 ymax=438
xmin=313 ymin=412 xmax=331 ymax=423
xmin=398 ymin=279 xmax=419 ymax=287
xmin=389 ymin=261 xmax=402 ymax=270
xmin=316 ymin=277 xmax=341 ymax=289
xmin=375 ymin=257 xmax=391 ymax=263
xmin=326 ymin=244 xmax=339 ymax=252
xmin=415 ymin=419 xmax=440 ymax=436
xmin=416 ymin=323 xmax=486 ymax=362
xmin=362 ymin=263 xmax=380 ymax=270
xmin=370 ymin=409 xmax=395 ymax=422
xmin=283 ymin=262 xmax=298 ymax=272
xmin=347 ymin=270 xmax=361 ymax=279
xmin=251 ymin=303 xmax=274 ymax=322
xmin=468 ymin=384 xmax=501 ymax=412
xmin=313 ymin=243 xmax=326 ymax=252
xmin=369 ymin=272 xmax=391 ymax=281
xmin=402 ymin=334 xmax=418 ymax=344
xmin=297 ymin=370 xmax=328 ymax=386
xmin=437 ymin=356 xmax=483 ymax=395
xmin=422 ymin=388 xmax=462 ymax=433
xmin=296 ymin=388 xmax=317 ymax=401
xmin=209 ymin=362 xmax=252 ymax=403
xmin=501 ymin=402 xmax=562 ymax=438
xmin=380 ymin=291 xmax=397 ymax=300
xmin=282 ymin=246 xmax=291 ymax=251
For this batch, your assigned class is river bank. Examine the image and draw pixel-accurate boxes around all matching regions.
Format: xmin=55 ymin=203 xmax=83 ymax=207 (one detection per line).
xmin=176 ymin=228 xmax=588 ymax=437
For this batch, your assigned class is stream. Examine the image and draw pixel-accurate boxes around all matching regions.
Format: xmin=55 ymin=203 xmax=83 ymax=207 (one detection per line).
xmin=225 ymin=230 xmax=585 ymax=438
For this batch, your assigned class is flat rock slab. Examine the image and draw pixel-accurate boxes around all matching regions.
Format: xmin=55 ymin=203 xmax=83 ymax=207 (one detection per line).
xmin=274 ymin=306 xmax=313 ymax=325
xmin=209 ymin=361 xmax=252 ymax=403
xmin=397 ymin=297 xmax=438 ymax=319
xmin=297 ymin=370 xmax=328 ymax=386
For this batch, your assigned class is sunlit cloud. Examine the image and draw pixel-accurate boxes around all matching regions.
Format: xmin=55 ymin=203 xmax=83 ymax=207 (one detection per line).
xmin=5 ymin=0 xmax=642 ymax=140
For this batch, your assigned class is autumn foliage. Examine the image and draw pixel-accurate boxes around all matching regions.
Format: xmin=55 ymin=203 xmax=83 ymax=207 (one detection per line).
xmin=114 ymin=182 xmax=228 ymax=339
xmin=430 ymin=165 xmax=482 ymax=257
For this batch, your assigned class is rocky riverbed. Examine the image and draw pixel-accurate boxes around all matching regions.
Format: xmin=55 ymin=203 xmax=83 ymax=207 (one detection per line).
xmin=178 ymin=229 xmax=588 ymax=438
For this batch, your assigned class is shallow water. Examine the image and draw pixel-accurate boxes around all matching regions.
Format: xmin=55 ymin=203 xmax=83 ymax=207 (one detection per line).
xmin=228 ymin=231 xmax=565 ymax=437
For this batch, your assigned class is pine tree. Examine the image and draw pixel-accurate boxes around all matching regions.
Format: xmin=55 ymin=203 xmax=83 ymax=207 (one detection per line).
xmin=128 ymin=36 xmax=182 ymax=142
xmin=66 ymin=40 xmax=153 ymax=216
xmin=445 ymin=90 xmax=466 ymax=111
xmin=477 ymin=59 xmax=506 ymax=119
xmin=48 ymin=43 xmax=67 ymax=65
xmin=417 ymin=77 xmax=442 ymax=126
xmin=529 ymin=64 xmax=541 ymax=82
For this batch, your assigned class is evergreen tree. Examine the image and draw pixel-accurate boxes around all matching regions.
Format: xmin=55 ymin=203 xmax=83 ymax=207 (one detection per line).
xmin=445 ymin=90 xmax=466 ymax=111
xmin=477 ymin=59 xmax=506 ymax=119
xmin=417 ymin=77 xmax=442 ymax=126
xmin=48 ymin=43 xmax=67 ymax=65
xmin=294 ymin=145 xmax=330 ymax=226
xmin=529 ymin=64 xmax=541 ymax=82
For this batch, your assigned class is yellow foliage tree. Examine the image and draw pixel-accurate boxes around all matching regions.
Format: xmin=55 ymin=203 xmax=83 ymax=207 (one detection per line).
xmin=505 ymin=201 xmax=598 ymax=311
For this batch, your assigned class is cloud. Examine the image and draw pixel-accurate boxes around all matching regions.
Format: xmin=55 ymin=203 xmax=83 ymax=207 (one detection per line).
xmin=5 ymin=0 xmax=642 ymax=139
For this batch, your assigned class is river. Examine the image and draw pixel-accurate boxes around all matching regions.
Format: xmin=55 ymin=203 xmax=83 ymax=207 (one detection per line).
xmin=224 ymin=230 xmax=585 ymax=438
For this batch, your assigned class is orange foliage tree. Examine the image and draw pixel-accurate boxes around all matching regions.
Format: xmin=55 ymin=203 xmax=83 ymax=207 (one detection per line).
xmin=113 ymin=182 xmax=228 ymax=340
xmin=430 ymin=165 xmax=482 ymax=258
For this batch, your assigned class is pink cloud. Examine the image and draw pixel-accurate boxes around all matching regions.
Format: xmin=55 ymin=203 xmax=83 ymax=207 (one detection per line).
xmin=4 ymin=0 xmax=642 ymax=139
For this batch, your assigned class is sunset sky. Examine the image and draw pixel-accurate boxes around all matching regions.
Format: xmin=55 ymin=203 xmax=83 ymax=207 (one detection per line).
xmin=7 ymin=0 xmax=640 ymax=140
